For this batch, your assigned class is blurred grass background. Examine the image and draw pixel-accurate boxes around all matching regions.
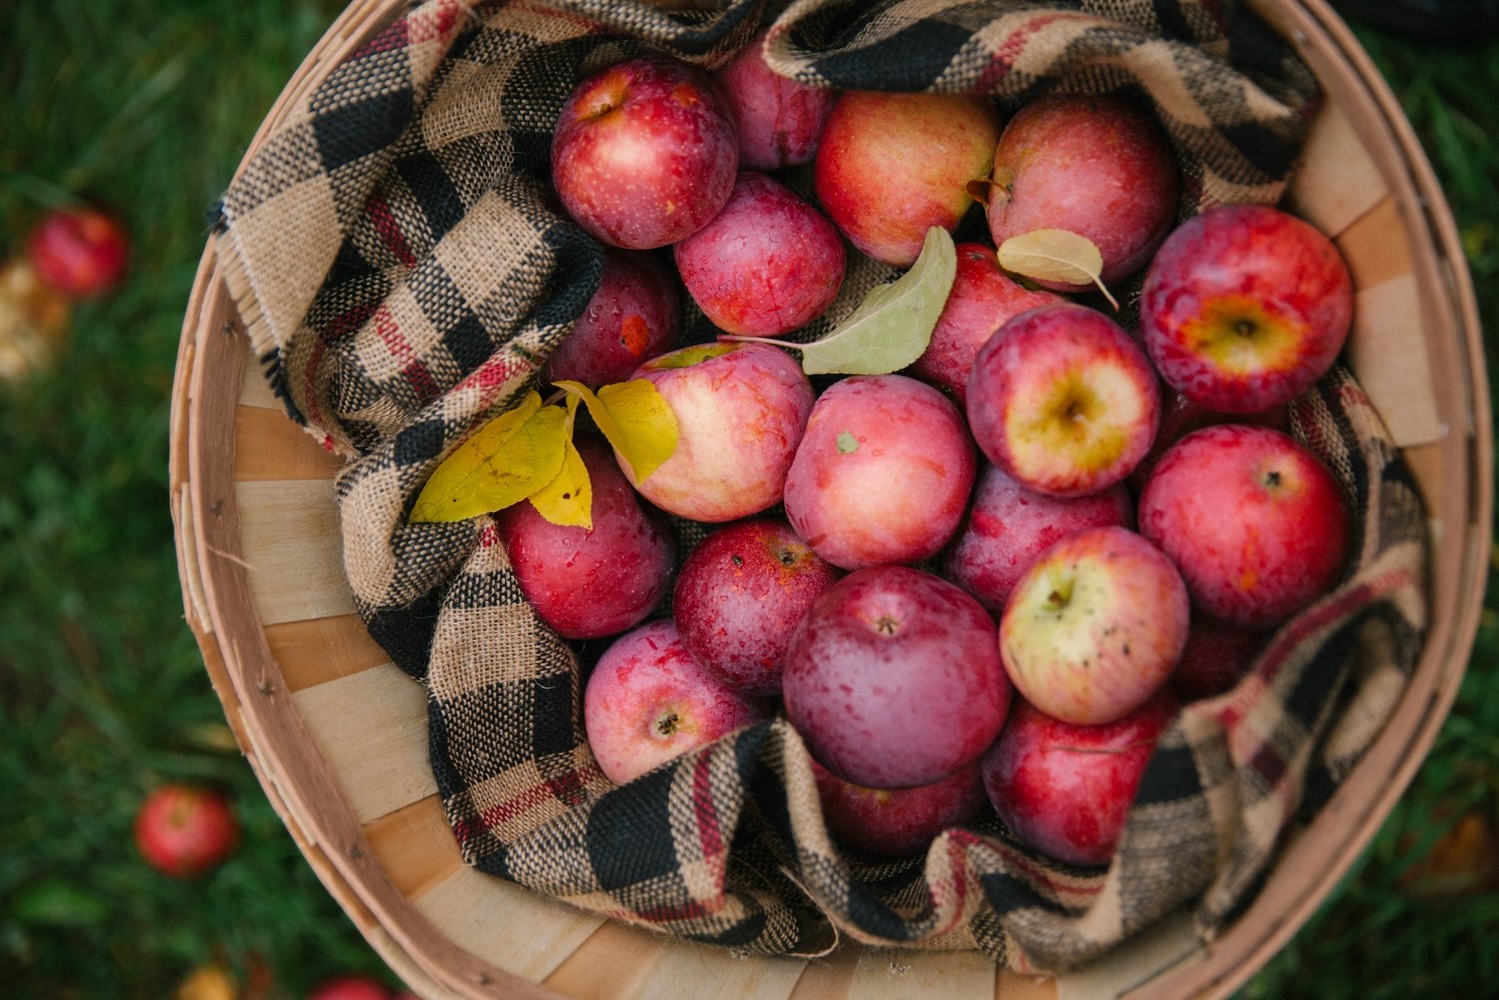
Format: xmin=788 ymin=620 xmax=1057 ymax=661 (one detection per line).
xmin=1 ymin=1 xmax=1495 ymax=997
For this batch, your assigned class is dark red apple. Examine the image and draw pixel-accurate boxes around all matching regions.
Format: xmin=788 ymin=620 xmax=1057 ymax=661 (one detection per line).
xmin=307 ymin=975 xmax=392 ymax=1000
xmin=542 ymin=248 xmax=680 ymax=388
xmin=1171 ymin=615 xmax=1269 ymax=702
xmin=716 ymin=30 xmax=836 ymax=170
xmin=134 ymin=784 xmax=239 ymax=878
xmin=810 ymin=757 xmax=988 ymax=857
xmin=26 ymin=206 xmax=130 ymax=299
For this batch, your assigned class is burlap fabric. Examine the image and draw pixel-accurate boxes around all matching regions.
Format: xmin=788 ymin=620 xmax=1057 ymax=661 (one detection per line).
xmin=212 ymin=0 xmax=1428 ymax=972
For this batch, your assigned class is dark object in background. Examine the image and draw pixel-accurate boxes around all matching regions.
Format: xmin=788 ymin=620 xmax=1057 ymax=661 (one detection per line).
xmin=1332 ymin=0 xmax=1499 ymax=39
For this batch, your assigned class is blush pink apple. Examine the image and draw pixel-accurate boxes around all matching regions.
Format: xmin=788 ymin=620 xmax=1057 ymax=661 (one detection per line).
xmin=134 ymin=785 xmax=239 ymax=878
xmin=1137 ymin=424 xmax=1351 ymax=629
xmin=814 ymin=91 xmax=1000 ymax=266
xmin=908 ymin=242 xmax=1060 ymax=405
xmin=967 ymin=302 xmax=1159 ymax=497
xmin=628 ymin=341 xmax=813 ymax=522
xmin=26 ymin=206 xmax=130 ymax=298
xmin=987 ymin=94 xmax=1178 ymax=289
xmin=1000 ymin=526 xmax=1188 ymax=725
xmin=496 ymin=438 xmax=675 ymax=639
xmin=542 ymin=248 xmax=680 ymax=387
xmin=784 ymin=374 xmax=976 ymax=570
xmin=1171 ymin=615 xmax=1268 ymax=702
xmin=1140 ymin=204 xmax=1354 ymax=413
xmin=982 ymin=691 xmax=1178 ymax=867
xmin=783 ymin=566 xmax=1010 ymax=789
xmin=673 ymin=517 xmax=840 ymax=696
xmin=945 ymin=463 xmax=1133 ymax=614
xmin=717 ymin=30 xmax=836 ymax=169
xmin=673 ymin=171 xmax=845 ymax=337
xmin=584 ymin=619 xmax=769 ymax=785
xmin=551 ymin=57 xmax=738 ymax=249
xmin=811 ymin=757 xmax=988 ymax=857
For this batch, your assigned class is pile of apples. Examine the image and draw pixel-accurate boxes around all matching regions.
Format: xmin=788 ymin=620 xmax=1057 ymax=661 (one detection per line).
xmin=500 ymin=37 xmax=1356 ymax=866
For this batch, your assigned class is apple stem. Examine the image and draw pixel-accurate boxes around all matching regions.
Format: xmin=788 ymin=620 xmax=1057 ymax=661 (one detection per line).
xmin=717 ymin=333 xmax=803 ymax=352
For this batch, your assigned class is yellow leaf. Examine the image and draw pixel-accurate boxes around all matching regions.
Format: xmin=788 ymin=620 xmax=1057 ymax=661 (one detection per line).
xmin=528 ymin=395 xmax=593 ymax=529
xmin=554 ymin=378 xmax=678 ymax=484
xmin=998 ymin=229 xmax=1120 ymax=310
xmin=410 ymin=391 xmax=569 ymax=522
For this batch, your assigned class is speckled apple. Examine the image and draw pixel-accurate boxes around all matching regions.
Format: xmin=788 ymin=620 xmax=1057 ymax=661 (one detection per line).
xmin=495 ymin=438 xmax=675 ymax=639
xmin=945 ymin=463 xmax=1133 ymax=614
xmin=814 ymin=91 xmax=1000 ymax=266
xmin=1138 ymin=424 xmax=1351 ymax=629
xmin=673 ymin=518 xmax=840 ymax=696
xmin=908 ymin=243 xmax=1060 ymax=405
xmin=542 ymin=248 xmax=680 ymax=388
xmin=783 ymin=374 xmax=976 ymax=570
xmin=673 ymin=171 xmax=845 ymax=337
xmin=1140 ymin=204 xmax=1353 ymax=413
xmin=628 ymin=341 xmax=813 ymax=522
xmin=1000 ymin=526 xmax=1188 ymax=725
xmin=967 ymin=302 xmax=1159 ymax=497
xmin=982 ymin=691 xmax=1178 ymax=868
xmin=551 ymin=57 xmax=738 ymax=249
xmin=783 ymin=566 xmax=1010 ymax=789
xmin=811 ymin=757 xmax=988 ymax=858
xmin=987 ymin=94 xmax=1178 ymax=289
xmin=584 ymin=619 xmax=769 ymax=785
xmin=1171 ymin=614 xmax=1268 ymax=702
xmin=717 ymin=30 xmax=836 ymax=170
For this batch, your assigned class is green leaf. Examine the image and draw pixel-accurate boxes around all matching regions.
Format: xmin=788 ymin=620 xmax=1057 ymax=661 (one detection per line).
xmin=997 ymin=228 xmax=1120 ymax=309
xmin=528 ymin=395 xmax=593 ymax=530
xmin=12 ymin=879 xmax=109 ymax=927
xmin=410 ymin=391 xmax=569 ymax=522
xmin=554 ymin=378 xmax=679 ymax=484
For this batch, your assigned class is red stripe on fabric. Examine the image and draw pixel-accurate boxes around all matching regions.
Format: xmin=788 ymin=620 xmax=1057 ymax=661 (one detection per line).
xmin=632 ymin=899 xmax=711 ymax=922
xmin=1248 ymin=743 xmax=1287 ymax=788
xmin=479 ymin=522 xmax=501 ymax=549
xmin=402 ymin=358 xmax=441 ymax=405
xmin=410 ymin=0 xmax=464 ymax=44
xmin=358 ymin=15 xmax=411 ymax=57
xmin=975 ymin=13 xmax=1089 ymax=92
xmin=451 ymin=815 xmax=485 ymax=847
xmin=366 ymin=193 xmax=418 ymax=269
xmin=546 ymin=769 xmax=588 ymax=807
xmin=690 ymin=753 xmax=724 ymax=862
xmin=455 ymin=354 xmax=526 ymax=396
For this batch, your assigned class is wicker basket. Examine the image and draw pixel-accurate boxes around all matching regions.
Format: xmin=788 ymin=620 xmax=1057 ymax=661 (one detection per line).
xmin=169 ymin=1 xmax=1491 ymax=996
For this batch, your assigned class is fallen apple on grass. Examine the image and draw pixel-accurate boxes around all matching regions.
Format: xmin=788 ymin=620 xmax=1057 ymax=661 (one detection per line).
xmin=25 ymin=205 xmax=130 ymax=299
xmin=134 ymin=784 xmax=239 ymax=878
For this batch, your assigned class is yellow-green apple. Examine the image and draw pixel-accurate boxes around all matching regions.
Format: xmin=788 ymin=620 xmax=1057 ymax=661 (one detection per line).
xmin=584 ymin=619 xmax=769 ymax=785
xmin=1171 ymin=614 xmax=1268 ymax=702
xmin=1137 ymin=424 xmax=1351 ymax=629
xmin=672 ymin=517 xmax=840 ymax=696
xmin=542 ymin=248 xmax=680 ymax=388
xmin=1140 ymin=204 xmax=1353 ymax=413
xmin=783 ymin=566 xmax=1011 ymax=789
xmin=966 ymin=302 xmax=1159 ymax=497
xmin=987 ymin=94 xmax=1178 ymax=289
xmin=810 ymin=757 xmax=988 ymax=858
xmin=26 ymin=206 xmax=129 ymax=298
xmin=717 ymin=30 xmax=836 ymax=170
xmin=783 ymin=374 xmax=976 ymax=570
xmin=908 ymin=242 xmax=1060 ymax=405
xmin=495 ymin=438 xmax=675 ymax=639
xmin=134 ymin=784 xmax=239 ymax=878
xmin=1000 ymin=526 xmax=1188 ymax=725
xmin=814 ymin=91 xmax=1000 ymax=266
xmin=628 ymin=341 xmax=814 ymax=522
xmin=673 ymin=171 xmax=845 ymax=337
xmin=551 ymin=57 xmax=738 ymax=249
xmin=945 ymin=463 xmax=1132 ymax=614
xmin=981 ymin=691 xmax=1177 ymax=867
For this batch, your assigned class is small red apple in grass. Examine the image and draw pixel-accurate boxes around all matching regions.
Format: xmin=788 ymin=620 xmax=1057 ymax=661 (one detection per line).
xmin=716 ymin=30 xmax=836 ymax=170
xmin=1140 ymin=203 xmax=1353 ymax=414
xmin=541 ymin=248 xmax=680 ymax=388
xmin=783 ymin=566 xmax=1010 ymax=790
xmin=966 ymin=302 xmax=1160 ymax=497
xmin=1138 ymin=424 xmax=1351 ymax=630
xmin=585 ymin=619 xmax=769 ymax=784
xmin=25 ymin=206 xmax=130 ymax=298
xmin=814 ymin=91 xmax=1000 ymax=266
xmin=1171 ymin=615 xmax=1269 ymax=702
xmin=306 ymin=975 xmax=391 ymax=1000
xmin=134 ymin=784 xmax=239 ymax=877
xmin=982 ymin=691 xmax=1178 ymax=868
xmin=672 ymin=518 xmax=840 ymax=696
xmin=810 ymin=757 xmax=988 ymax=858
xmin=1000 ymin=526 xmax=1188 ymax=726
xmin=551 ymin=56 xmax=738 ymax=249
xmin=673 ymin=171 xmax=845 ymax=337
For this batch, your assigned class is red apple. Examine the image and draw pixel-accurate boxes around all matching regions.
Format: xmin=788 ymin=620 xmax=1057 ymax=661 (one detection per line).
xmin=717 ymin=30 xmax=836 ymax=169
xmin=783 ymin=566 xmax=1010 ymax=789
xmin=1140 ymin=204 xmax=1353 ymax=413
xmin=542 ymin=248 xmax=680 ymax=388
xmin=1137 ymin=424 xmax=1351 ymax=629
xmin=1126 ymin=384 xmax=1291 ymax=493
xmin=25 ymin=206 xmax=130 ymax=298
xmin=1171 ymin=615 xmax=1268 ymax=702
xmin=987 ymin=94 xmax=1178 ymax=289
xmin=584 ymin=619 xmax=769 ymax=784
xmin=551 ymin=57 xmax=738 ymax=249
xmin=1000 ymin=526 xmax=1188 ymax=725
xmin=982 ymin=691 xmax=1178 ymax=868
xmin=628 ymin=341 xmax=813 ymax=522
xmin=495 ymin=437 xmax=675 ymax=640
xmin=966 ymin=302 xmax=1159 ymax=497
xmin=673 ymin=518 xmax=840 ymax=696
xmin=784 ymin=374 xmax=976 ymax=570
xmin=814 ymin=91 xmax=1000 ymax=266
xmin=673 ymin=171 xmax=845 ymax=337
xmin=908 ymin=243 xmax=1060 ymax=406
xmin=811 ymin=757 xmax=988 ymax=858
xmin=134 ymin=784 xmax=239 ymax=878
xmin=307 ymin=975 xmax=392 ymax=1000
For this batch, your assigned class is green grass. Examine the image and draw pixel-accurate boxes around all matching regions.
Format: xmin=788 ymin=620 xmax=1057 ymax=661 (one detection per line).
xmin=1 ymin=2 xmax=1496 ymax=998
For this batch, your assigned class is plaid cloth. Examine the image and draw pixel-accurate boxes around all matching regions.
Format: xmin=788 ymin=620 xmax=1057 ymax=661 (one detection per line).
xmin=212 ymin=0 xmax=1428 ymax=972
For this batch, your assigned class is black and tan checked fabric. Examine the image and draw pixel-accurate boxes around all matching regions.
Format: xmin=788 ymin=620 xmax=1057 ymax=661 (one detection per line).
xmin=213 ymin=0 xmax=1427 ymax=972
